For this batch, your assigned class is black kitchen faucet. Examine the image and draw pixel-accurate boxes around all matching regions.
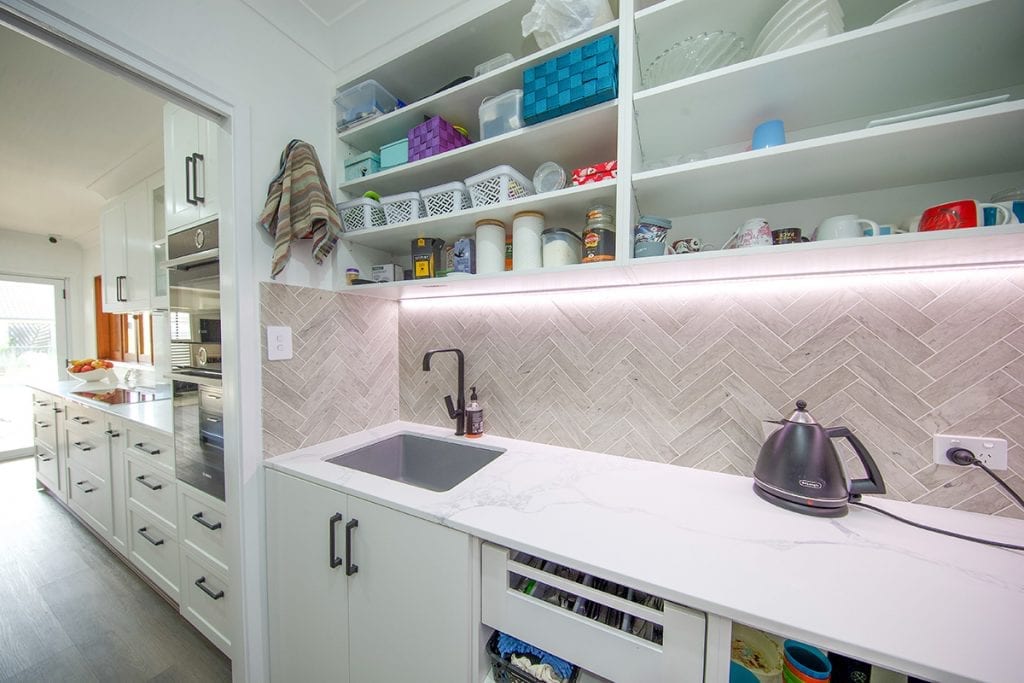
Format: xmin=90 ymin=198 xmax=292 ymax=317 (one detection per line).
xmin=421 ymin=348 xmax=466 ymax=436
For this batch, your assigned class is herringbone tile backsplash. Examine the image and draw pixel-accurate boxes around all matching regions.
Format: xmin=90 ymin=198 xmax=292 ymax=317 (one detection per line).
xmin=399 ymin=269 xmax=1024 ymax=517
xmin=260 ymin=282 xmax=399 ymax=457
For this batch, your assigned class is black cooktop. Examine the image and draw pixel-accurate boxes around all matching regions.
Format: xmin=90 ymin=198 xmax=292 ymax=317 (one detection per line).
xmin=72 ymin=388 xmax=164 ymax=405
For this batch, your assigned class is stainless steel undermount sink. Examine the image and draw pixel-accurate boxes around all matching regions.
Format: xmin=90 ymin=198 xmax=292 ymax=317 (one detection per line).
xmin=325 ymin=433 xmax=505 ymax=492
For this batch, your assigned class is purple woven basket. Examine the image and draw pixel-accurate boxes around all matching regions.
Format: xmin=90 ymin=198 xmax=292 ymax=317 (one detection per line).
xmin=407 ymin=116 xmax=470 ymax=161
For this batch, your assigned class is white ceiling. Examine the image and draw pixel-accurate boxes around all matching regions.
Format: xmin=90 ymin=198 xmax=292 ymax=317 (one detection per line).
xmin=0 ymin=25 xmax=164 ymax=246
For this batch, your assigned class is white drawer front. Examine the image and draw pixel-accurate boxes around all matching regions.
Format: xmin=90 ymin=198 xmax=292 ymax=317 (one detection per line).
xmin=67 ymin=461 xmax=112 ymax=537
xmin=35 ymin=446 xmax=60 ymax=490
xmin=33 ymin=411 xmax=59 ymax=452
xmin=129 ymin=506 xmax=180 ymax=600
xmin=125 ymin=425 xmax=175 ymax=472
xmin=66 ymin=423 xmax=110 ymax=481
xmin=31 ymin=392 xmax=56 ymax=410
xmin=481 ymin=543 xmax=706 ymax=683
xmin=181 ymin=553 xmax=231 ymax=655
xmin=180 ymin=487 xmax=227 ymax=570
xmin=127 ymin=457 xmax=178 ymax=530
xmin=65 ymin=402 xmax=107 ymax=436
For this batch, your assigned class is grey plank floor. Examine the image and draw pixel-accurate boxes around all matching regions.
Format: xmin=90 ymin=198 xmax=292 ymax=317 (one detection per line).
xmin=0 ymin=457 xmax=231 ymax=682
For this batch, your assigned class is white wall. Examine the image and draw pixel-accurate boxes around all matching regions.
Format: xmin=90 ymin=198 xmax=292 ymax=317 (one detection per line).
xmin=0 ymin=228 xmax=85 ymax=359
xmin=80 ymin=242 xmax=100 ymax=359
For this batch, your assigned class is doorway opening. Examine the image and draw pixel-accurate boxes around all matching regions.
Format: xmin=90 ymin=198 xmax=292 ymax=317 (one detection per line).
xmin=0 ymin=274 xmax=68 ymax=461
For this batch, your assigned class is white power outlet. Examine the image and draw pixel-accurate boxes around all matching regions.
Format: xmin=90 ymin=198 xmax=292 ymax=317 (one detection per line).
xmin=932 ymin=434 xmax=1008 ymax=470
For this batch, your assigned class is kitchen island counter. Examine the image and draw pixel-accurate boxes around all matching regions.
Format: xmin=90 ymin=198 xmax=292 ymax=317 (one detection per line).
xmin=29 ymin=379 xmax=174 ymax=434
xmin=267 ymin=421 xmax=1024 ymax=683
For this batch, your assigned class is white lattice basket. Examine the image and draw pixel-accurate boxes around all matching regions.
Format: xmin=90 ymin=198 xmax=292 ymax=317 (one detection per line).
xmin=380 ymin=191 xmax=426 ymax=225
xmin=420 ymin=181 xmax=472 ymax=217
xmin=336 ymin=197 xmax=386 ymax=232
xmin=464 ymin=165 xmax=535 ymax=207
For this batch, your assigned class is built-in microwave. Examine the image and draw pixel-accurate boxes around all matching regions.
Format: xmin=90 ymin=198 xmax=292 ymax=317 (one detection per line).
xmin=165 ymin=220 xmax=222 ymax=385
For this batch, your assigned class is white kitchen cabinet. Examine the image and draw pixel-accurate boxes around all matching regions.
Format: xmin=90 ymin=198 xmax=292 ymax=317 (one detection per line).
xmin=164 ymin=103 xmax=218 ymax=233
xmin=100 ymin=172 xmax=162 ymax=313
xmin=32 ymin=393 xmax=65 ymax=501
xmin=177 ymin=480 xmax=231 ymax=656
xmin=266 ymin=469 xmax=473 ymax=683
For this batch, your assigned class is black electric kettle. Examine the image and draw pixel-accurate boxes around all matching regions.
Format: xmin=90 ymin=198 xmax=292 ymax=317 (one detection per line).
xmin=753 ymin=400 xmax=886 ymax=517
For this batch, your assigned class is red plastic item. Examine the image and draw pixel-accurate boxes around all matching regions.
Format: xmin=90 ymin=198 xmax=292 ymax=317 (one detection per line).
xmin=572 ymin=160 xmax=618 ymax=186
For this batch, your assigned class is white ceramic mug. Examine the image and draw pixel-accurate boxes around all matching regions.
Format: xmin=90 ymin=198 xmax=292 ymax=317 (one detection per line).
xmin=725 ymin=218 xmax=773 ymax=249
xmin=815 ymin=215 xmax=880 ymax=241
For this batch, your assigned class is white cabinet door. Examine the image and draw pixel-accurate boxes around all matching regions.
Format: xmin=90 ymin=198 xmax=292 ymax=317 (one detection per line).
xmin=164 ymin=103 xmax=202 ymax=232
xmin=197 ymin=118 xmax=219 ymax=221
xmin=100 ymin=201 xmax=128 ymax=313
xmin=266 ymin=470 xmax=351 ymax=683
xmin=122 ymin=181 xmax=152 ymax=311
xmin=108 ymin=419 xmax=128 ymax=556
xmin=346 ymin=496 xmax=473 ymax=683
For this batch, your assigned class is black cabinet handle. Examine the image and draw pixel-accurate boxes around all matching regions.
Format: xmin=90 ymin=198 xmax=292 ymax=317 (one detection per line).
xmin=75 ymin=480 xmax=96 ymax=494
xmin=345 ymin=518 xmax=359 ymax=576
xmin=137 ymin=527 xmax=164 ymax=546
xmin=185 ymin=155 xmax=197 ymax=205
xmin=329 ymin=512 xmax=343 ymax=569
xmin=134 ymin=443 xmax=161 ymax=456
xmin=38 ymin=454 xmax=53 ymax=462
xmin=192 ymin=511 xmax=222 ymax=530
xmin=106 ymin=429 xmax=120 ymax=438
xmin=135 ymin=475 xmax=163 ymax=491
xmin=71 ymin=416 xmax=92 ymax=425
xmin=53 ymin=407 xmax=63 ymax=414
xmin=34 ymin=400 xmax=48 ymax=406
xmin=35 ymin=421 xmax=50 ymax=428
xmin=195 ymin=576 xmax=224 ymax=600
xmin=192 ymin=152 xmax=205 ymax=203
xmin=116 ymin=275 xmax=127 ymax=302
xmin=72 ymin=441 xmax=93 ymax=452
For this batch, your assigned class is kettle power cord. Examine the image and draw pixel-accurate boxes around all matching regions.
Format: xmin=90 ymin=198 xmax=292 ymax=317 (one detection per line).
xmin=849 ymin=446 xmax=1024 ymax=552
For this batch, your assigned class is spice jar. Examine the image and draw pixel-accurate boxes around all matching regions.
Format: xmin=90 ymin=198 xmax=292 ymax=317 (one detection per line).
xmin=582 ymin=203 xmax=615 ymax=263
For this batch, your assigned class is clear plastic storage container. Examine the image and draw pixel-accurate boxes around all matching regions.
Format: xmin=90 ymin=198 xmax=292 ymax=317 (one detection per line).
xmin=334 ymin=79 xmax=399 ymax=131
xmin=479 ymin=89 xmax=524 ymax=140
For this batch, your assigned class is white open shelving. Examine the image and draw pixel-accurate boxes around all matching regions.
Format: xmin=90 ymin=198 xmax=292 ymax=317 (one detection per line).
xmin=332 ymin=0 xmax=1024 ymax=306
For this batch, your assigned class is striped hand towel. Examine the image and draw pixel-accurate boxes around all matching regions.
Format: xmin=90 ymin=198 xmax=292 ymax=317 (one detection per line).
xmin=259 ymin=139 xmax=342 ymax=278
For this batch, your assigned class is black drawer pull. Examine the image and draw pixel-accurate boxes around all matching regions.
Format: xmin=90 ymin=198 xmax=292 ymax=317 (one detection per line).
xmin=53 ymin=407 xmax=63 ymax=414
xmin=137 ymin=527 xmax=164 ymax=546
xmin=34 ymin=400 xmax=48 ymax=406
xmin=35 ymin=421 xmax=50 ymax=428
xmin=329 ymin=513 xmax=343 ymax=569
xmin=106 ymin=429 xmax=120 ymax=438
xmin=134 ymin=443 xmax=161 ymax=456
xmin=192 ymin=511 xmax=222 ymax=531
xmin=72 ymin=441 xmax=93 ymax=452
xmin=71 ymin=416 xmax=93 ymax=425
xmin=345 ymin=518 xmax=359 ymax=576
xmin=195 ymin=576 xmax=224 ymax=600
xmin=135 ymin=475 xmax=163 ymax=491
xmin=38 ymin=454 xmax=53 ymax=462
xmin=75 ymin=480 xmax=96 ymax=494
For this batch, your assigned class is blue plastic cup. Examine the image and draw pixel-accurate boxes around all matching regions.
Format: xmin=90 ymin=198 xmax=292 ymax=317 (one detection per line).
xmin=752 ymin=119 xmax=786 ymax=149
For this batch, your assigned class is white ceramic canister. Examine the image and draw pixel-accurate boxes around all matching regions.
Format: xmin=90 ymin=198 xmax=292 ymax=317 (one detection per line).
xmin=512 ymin=211 xmax=544 ymax=270
xmin=475 ymin=218 xmax=506 ymax=274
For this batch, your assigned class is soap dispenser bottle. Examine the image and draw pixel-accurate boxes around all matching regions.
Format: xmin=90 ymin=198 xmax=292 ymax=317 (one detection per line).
xmin=466 ymin=387 xmax=484 ymax=438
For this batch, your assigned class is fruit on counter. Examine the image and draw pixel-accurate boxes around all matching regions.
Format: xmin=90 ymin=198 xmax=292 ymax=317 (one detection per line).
xmin=68 ymin=358 xmax=114 ymax=373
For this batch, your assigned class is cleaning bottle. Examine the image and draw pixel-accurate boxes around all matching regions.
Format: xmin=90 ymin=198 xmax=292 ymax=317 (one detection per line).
xmin=466 ymin=386 xmax=484 ymax=438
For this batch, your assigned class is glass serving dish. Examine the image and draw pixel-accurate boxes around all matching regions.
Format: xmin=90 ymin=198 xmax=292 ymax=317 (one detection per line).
xmin=642 ymin=31 xmax=746 ymax=89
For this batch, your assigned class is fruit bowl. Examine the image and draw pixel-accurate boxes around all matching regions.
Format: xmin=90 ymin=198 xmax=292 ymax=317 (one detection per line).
xmin=67 ymin=361 xmax=116 ymax=384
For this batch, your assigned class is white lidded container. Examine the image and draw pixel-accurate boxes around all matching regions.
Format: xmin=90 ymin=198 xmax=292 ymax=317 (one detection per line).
xmin=475 ymin=219 xmax=506 ymax=274
xmin=542 ymin=228 xmax=582 ymax=267
xmin=512 ymin=211 xmax=544 ymax=271
xmin=479 ymin=89 xmax=524 ymax=140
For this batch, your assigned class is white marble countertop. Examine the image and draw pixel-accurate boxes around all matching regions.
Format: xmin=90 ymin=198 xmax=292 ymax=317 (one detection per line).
xmin=30 ymin=380 xmax=174 ymax=434
xmin=267 ymin=421 xmax=1024 ymax=683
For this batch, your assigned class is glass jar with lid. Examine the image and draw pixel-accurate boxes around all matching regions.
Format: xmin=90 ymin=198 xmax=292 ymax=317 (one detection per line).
xmin=582 ymin=203 xmax=615 ymax=263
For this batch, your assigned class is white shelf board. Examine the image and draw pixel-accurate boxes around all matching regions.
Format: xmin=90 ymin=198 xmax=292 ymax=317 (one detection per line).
xmin=340 ymin=181 xmax=616 ymax=254
xmin=632 ymin=100 xmax=1024 ymax=218
xmin=633 ymin=0 xmax=1024 ymax=160
xmin=337 ymin=102 xmax=618 ymax=198
xmin=337 ymin=20 xmax=620 ymax=151
xmin=338 ymin=226 xmax=1024 ymax=301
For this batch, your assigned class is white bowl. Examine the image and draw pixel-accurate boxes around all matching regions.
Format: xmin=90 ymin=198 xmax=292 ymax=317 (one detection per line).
xmin=66 ymin=367 xmax=116 ymax=383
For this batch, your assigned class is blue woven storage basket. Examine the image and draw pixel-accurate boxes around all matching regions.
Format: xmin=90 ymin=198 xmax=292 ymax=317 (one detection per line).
xmin=522 ymin=35 xmax=617 ymax=126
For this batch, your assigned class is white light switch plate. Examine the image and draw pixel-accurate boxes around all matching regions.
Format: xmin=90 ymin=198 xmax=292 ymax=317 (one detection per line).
xmin=933 ymin=434 xmax=1007 ymax=470
xmin=266 ymin=325 xmax=293 ymax=361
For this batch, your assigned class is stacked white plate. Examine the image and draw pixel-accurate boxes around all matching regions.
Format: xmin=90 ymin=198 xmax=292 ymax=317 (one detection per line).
xmin=752 ymin=0 xmax=844 ymax=58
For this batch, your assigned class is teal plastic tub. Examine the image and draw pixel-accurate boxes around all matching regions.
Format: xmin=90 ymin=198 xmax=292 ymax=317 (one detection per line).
xmin=344 ymin=151 xmax=380 ymax=180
